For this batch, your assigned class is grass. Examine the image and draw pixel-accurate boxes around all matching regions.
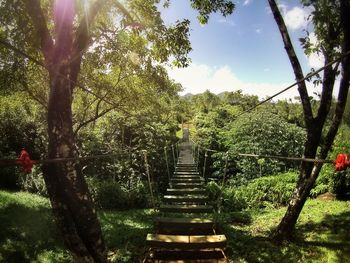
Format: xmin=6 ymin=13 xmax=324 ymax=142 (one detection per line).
xmin=0 ymin=190 xmax=155 ymax=263
xmin=0 ymin=190 xmax=71 ymax=262
xmin=222 ymin=199 xmax=350 ymax=263
xmin=0 ymin=190 xmax=349 ymax=262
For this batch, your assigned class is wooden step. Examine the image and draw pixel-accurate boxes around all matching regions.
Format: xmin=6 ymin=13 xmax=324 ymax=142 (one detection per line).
xmin=155 ymin=216 xmax=215 ymax=235
xmin=155 ymin=217 xmax=214 ymax=229
xmin=166 ymin=188 xmax=206 ymax=195
xmin=159 ymin=204 xmax=213 ymax=213
xmin=147 ymin=249 xmax=226 ymax=262
xmin=146 ymin=234 xmax=226 ymax=249
xmin=171 ymin=183 xmax=204 ymax=189
xmin=171 ymin=178 xmax=204 ymax=183
xmin=172 ymin=175 xmax=202 ymax=179
xmin=176 ymin=168 xmax=198 ymax=171
xmin=163 ymin=195 xmax=209 ymax=203
xmin=174 ymin=171 xmax=200 ymax=175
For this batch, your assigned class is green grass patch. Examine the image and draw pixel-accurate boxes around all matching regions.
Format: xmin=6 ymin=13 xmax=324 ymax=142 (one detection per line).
xmin=0 ymin=190 xmax=72 ymax=262
xmin=0 ymin=190 xmax=155 ymax=263
xmin=222 ymin=199 xmax=350 ymax=262
xmin=1 ymin=190 xmax=349 ymax=262
xmin=99 ymin=209 xmax=155 ymax=262
xmin=176 ymin=128 xmax=183 ymax=139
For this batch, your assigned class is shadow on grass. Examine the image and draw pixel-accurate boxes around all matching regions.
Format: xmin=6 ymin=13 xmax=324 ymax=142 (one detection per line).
xmin=99 ymin=209 xmax=156 ymax=262
xmin=0 ymin=202 xmax=70 ymax=263
xmin=222 ymin=210 xmax=350 ymax=262
xmin=296 ymin=211 xmax=350 ymax=263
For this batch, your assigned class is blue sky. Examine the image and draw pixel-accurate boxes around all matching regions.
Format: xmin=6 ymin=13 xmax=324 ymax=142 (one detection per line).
xmin=159 ymin=0 xmax=324 ymax=99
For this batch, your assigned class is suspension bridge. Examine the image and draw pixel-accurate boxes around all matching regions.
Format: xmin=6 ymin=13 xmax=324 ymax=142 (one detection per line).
xmin=143 ymin=128 xmax=227 ymax=263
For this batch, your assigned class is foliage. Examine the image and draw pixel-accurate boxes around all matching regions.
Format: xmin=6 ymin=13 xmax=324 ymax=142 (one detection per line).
xmin=191 ymin=90 xmax=221 ymax=114
xmin=87 ymin=178 xmax=149 ymax=210
xmin=18 ymin=166 xmax=48 ymax=197
xmin=190 ymin=0 xmax=235 ymax=24
xmin=222 ymin=172 xmax=298 ymax=211
xmin=224 ymin=111 xmax=306 ymax=183
xmin=221 ymin=90 xmax=259 ymax=111
xmin=310 ymin=124 xmax=350 ymax=199
xmin=0 ymin=93 xmax=46 ymax=190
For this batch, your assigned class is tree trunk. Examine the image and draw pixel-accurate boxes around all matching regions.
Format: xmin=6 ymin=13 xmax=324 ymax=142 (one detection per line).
xmin=43 ymin=66 xmax=107 ymax=262
xmin=272 ymin=165 xmax=319 ymax=241
xmin=23 ymin=1 xmax=109 ymax=260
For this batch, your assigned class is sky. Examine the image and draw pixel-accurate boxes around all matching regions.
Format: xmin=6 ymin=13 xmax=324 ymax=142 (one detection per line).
xmin=159 ymin=0 xmax=325 ymax=100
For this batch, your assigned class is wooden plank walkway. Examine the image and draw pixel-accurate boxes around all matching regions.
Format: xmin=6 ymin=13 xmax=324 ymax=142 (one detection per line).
xmin=144 ymin=129 xmax=227 ymax=263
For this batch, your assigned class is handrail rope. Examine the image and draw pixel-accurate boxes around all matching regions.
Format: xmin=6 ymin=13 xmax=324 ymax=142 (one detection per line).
xmin=0 ymin=142 xmax=172 ymax=167
xmin=163 ymin=140 xmax=181 ymax=150
xmin=238 ymin=153 xmax=334 ymax=164
xmin=190 ymin=139 xmax=335 ymax=164
xmin=189 ymin=49 xmax=350 ymax=154
xmin=236 ymin=50 xmax=350 ymax=117
xmin=0 ymin=153 xmax=125 ymax=167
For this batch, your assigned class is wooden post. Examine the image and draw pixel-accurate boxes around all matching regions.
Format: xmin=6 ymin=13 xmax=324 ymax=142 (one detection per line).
xmin=203 ymin=150 xmax=208 ymax=182
xmin=172 ymin=145 xmax=176 ymax=166
xmin=221 ymin=152 xmax=229 ymax=187
xmin=142 ymin=150 xmax=155 ymax=209
xmin=164 ymin=147 xmax=171 ymax=181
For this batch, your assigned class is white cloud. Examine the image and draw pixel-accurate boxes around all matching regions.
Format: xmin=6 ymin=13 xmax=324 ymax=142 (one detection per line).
xmin=166 ymin=63 xmax=301 ymax=100
xmin=255 ymin=28 xmax=262 ymax=34
xmin=283 ymin=6 xmax=311 ymax=30
xmin=266 ymin=4 xmax=312 ymax=31
xmin=306 ymin=32 xmax=325 ymax=68
xmin=243 ymin=0 xmax=252 ymax=6
xmin=277 ymin=4 xmax=288 ymax=15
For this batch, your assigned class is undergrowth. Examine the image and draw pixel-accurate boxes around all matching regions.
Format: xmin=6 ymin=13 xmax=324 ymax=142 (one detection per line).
xmin=0 ymin=190 xmax=349 ymax=262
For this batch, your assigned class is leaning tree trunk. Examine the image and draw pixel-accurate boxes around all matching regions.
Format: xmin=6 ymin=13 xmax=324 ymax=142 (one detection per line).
xmin=268 ymin=0 xmax=350 ymax=241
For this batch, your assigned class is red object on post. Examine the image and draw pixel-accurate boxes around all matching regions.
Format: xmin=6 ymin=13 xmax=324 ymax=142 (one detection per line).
xmin=17 ymin=149 xmax=33 ymax=173
xmin=335 ymin=153 xmax=350 ymax=171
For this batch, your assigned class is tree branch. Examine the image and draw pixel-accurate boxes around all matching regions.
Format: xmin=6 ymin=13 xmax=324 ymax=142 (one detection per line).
xmin=70 ymin=0 xmax=135 ymax=90
xmin=23 ymin=0 xmax=54 ymax=64
xmin=73 ymin=107 xmax=114 ymax=137
xmin=315 ymin=51 xmax=337 ymax=124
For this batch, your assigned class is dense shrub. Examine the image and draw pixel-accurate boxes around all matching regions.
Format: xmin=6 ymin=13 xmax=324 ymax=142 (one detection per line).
xmin=222 ymin=171 xmax=298 ymax=210
xmin=312 ymin=125 xmax=350 ymax=199
xmin=224 ymin=111 xmax=305 ymax=183
xmin=18 ymin=166 xmax=48 ymax=196
xmin=87 ymin=178 xmax=150 ymax=210
xmin=0 ymin=93 xmax=46 ymax=190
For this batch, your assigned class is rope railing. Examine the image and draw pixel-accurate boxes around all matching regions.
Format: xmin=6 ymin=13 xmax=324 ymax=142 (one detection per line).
xmin=1 ymin=140 xmax=181 ymax=211
xmin=236 ymin=50 xmax=350 ymax=117
xmin=189 ymin=139 xmax=338 ymax=187
xmin=0 ymin=140 xmax=181 ymax=167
